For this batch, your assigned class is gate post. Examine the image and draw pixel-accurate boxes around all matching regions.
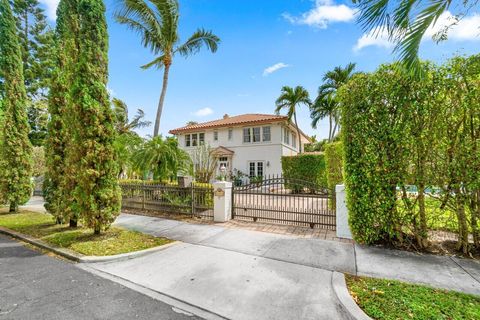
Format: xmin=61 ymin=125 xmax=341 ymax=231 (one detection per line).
xmin=213 ymin=181 xmax=232 ymax=222
xmin=335 ymin=184 xmax=352 ymax=239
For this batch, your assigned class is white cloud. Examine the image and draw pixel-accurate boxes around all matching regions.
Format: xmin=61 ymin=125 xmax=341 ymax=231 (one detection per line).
xmin=263 ymin=62 xmax=290 ymax=76
xmin=354 ymin=11 xmax=480 ymax=51
xmin=353 ymin=27 xmax=393 ymax=52
xmin=283 ymin=0 xmax=356 ymax=29
xmin=39 ymin=0 xmax=59 ymax=21
xmin=192 ymin=107 xmax=213 ymax=117
xmin=425 ymin=11 xmax=480 ymax=41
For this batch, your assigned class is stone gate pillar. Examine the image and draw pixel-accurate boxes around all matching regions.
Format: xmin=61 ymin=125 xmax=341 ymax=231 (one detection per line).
xmin=213 ymin=181 xmax=232 ymax=222
xmin=336 ymin=184 xmax=352 ymax=239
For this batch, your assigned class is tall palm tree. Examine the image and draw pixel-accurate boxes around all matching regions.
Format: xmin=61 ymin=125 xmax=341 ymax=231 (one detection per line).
xmin=310 ymin=93 xmax=336 ymax=142
xmin=112 ymin=98 xmax=151 ymax=135
xmin=311 ymin=63 xmax=356 ymax=141
xmin=115 ymin=0 xmax=220 ymax=137
xmin=353 ymin=0 xmax=472 ymax=72
xmin=275 ymin=86 xmax=311 ymax=154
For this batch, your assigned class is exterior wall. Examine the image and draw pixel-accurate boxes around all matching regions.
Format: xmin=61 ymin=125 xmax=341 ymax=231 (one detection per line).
xmin=176 ymin=122 xmax=305 ymax=177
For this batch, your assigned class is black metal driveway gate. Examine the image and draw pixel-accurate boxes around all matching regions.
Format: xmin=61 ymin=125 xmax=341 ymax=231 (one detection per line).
xmin=231 ymin=176 xmax=336 ymax=229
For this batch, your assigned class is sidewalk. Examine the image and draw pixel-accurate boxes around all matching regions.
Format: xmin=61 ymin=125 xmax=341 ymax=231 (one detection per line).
xmin=114 ymin=213 xmax=480 ymax=295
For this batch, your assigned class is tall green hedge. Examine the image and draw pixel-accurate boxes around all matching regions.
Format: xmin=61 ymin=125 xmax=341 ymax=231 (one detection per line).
xmin=281 ymin=154 xmax=327 ymax=191
xmin=0 ymin=0 xmax=33 ymax=212
xmin=339 ymin=66 xmax=411 ymax=244
xmin=324 ymin=141 xmax=343 ymax=209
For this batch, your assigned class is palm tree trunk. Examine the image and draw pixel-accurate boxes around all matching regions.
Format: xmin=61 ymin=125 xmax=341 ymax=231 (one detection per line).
xmin=294 ymin=111 xmax=302 ymax=153
xmin=328 ymin=115 xmax=332 ymax=142
xmin=332 ymin=118 xmax=338 ymax=140
xmin=153 ymin=63 xmax=171 ymax=137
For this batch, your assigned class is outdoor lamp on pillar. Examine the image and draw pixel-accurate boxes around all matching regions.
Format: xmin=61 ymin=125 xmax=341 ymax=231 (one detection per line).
xmin=220 ymin=165 xmax=227 ymax=181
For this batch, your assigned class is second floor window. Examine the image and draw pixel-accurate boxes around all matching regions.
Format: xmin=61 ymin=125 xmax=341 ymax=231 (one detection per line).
xmin=228 ymin=129 xmax=233 ymax=140
xmin=214 ymin=131 xmax=218 ymax=141
xmin=243 ymin=128 xmax=251 ymax=143
xmin=252 ymin=127 xmax=261 ymax=142
xmin=185 ymin=133 xmax=204 ymax=147
xmin=283 ymin=128 xmax=290 ymax=145
xmin=292 ymin=133 xmax=297 ymax=148
xmin=262 ymin=127 xmax=271 ymax=142
xmin=243 ymin=126 xmax=271 ymax=143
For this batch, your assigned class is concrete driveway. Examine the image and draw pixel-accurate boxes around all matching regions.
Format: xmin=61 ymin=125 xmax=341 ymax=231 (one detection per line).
xmin=86 ymin=242 xmax=345 ymax=320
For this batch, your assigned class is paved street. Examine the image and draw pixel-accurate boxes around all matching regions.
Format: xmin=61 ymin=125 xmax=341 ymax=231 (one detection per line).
xmin=0 ymin=234 xmax=202 ymax=320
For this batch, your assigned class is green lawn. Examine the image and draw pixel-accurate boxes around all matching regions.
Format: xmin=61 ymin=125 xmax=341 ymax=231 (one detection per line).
xmin=346 ymin=275 xmax=480 ymax=320
xmin=0 ymin=210 xmax=172 ymax=256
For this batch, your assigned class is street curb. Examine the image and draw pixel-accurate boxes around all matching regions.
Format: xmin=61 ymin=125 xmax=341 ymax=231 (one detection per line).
xmin=331 ymin=271 xmax=372 ymax=320
xmin=0 ymin=226 xmax=179 ymax=263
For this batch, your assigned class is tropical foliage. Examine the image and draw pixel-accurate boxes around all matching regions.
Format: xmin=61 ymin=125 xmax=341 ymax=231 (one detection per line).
xmin=0 ymin=0 xmax=33 ymax=212
xmin=132 ymin=136 xmax=192 ymax=181
xmin=310 ymin=63 xmax=356 ymax=142
xmin=339 ymin=57 xmax=480 ymax=254
xmin=275 ymin=86 xmax=311 ymax=153
xmin=353 ymin=0 xmax=479 ymax=72
xmin=114 ymin=0 xmax=220 ymax=136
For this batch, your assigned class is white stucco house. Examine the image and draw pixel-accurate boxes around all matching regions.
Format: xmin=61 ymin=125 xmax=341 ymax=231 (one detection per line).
xmin=169 ymin=113 xmax=310 ymax=178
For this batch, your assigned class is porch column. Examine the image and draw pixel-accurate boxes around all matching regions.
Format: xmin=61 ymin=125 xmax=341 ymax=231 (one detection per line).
xmin=213 ymin=181 xmax=232 ymax=222
xmin=335 ymin=184 xmax=352 ymax=239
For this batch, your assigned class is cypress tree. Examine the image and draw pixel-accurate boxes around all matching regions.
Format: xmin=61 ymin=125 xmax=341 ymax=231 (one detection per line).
xmin=69 ymin=0 xmax=121 ymax=234
xmin=0 ymin=0 xmax=33 ymax=212
xmin=44 ymin=0 xmax=79 ymax=225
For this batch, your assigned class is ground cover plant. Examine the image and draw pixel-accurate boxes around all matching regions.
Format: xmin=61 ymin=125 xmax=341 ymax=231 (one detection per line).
xmin=346 ymin=275 xmax=480 ymax=320
xmin=0 ymin=210 xmax=171 ymax=256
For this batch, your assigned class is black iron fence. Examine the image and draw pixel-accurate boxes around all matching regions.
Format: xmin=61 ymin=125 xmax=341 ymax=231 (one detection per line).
xmin=232 ymin=175 xmax=336 ymax=229
xmin=120 ymin=183 xmax=214 ymax=219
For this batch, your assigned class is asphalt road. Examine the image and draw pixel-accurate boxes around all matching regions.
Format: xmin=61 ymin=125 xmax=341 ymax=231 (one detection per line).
xmin=0 ymin=234 xmax=202 ymax=320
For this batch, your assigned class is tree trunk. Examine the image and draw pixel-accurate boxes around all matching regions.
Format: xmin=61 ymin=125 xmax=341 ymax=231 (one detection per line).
xmin=331 ymin=119 xmax=338 ymax=140
xmin=9 ymin=202 xmax=18 ymax=213
xmin=94 ymin=225 xmax=101 ymax=235
xmin=454 ymin=189 xmax=469 ymax=254
xmin=293 ymin=111 xmax=302 ymax=153
xmin=328 ymin=115 xmax=332 ymax=142
xmin=153 ymin=62 xmax=171 ymax=137
xmin=69 ymin=218 xmax=77 ymax=228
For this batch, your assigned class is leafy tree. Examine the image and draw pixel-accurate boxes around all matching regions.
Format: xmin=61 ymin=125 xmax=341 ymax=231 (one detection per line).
xmin=133 ymin=136 xmax=191 ymax=181
xmin=13 ymin=0 xmax=54 ymax=98
xmin=353 ymin=0 xmax=478 ymax=72
xmin=68 ymin=0 xmax=121 ymax=234
xmin=27 ymin=99 xmax=48 ymax=145
xmin=44 ymin=0 xmax=79 ymax=225
xmin=112 ymin=97 xmax=151 ymax=134
xmin=114 ymin=0 xmax=220 ymax=136
xmin=111 ymin=97 xmax=150 ymax=179
xmin=275 ymin=86 xmax=311 ymax=153
xmin=12 ymin=0 xmax=55 ymax=146
xmin=0 ymin=0 xmax=33 ymax=212
xmin=191 ymin=144 xmax=217 ymax=183
xmin=311 ymin=63 xmax=356 ymax=142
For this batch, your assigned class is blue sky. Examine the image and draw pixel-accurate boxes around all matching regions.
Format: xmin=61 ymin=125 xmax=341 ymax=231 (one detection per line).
xmin=40 ymin=0 xmax=480 ymax=139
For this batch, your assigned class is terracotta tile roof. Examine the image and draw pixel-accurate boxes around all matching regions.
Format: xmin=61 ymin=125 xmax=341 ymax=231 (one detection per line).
xmin=169 ymin=114 xmax=288 ymax=134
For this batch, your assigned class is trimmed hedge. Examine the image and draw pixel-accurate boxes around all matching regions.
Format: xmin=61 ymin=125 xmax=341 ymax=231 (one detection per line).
xmin=324 ymin=142 xmax=344 ymax=209
xmin=281 ymin=154 xmax=327 ymax=191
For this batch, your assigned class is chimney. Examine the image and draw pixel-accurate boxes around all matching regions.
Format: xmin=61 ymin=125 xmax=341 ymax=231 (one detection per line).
xmin=223 ymin=114 xmax=229 ymax=119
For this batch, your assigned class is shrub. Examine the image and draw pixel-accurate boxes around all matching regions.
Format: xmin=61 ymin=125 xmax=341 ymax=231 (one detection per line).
xmin=324 ymin=142 xmax=344 ymax=209
xmin=281 ymin=154 xmax=327 ymax=192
